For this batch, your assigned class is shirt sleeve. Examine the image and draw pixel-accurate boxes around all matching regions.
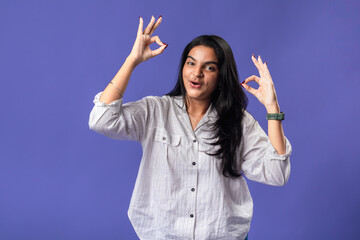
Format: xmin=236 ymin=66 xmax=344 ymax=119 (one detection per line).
xmin=240 ymin=111 xmax=292 ymax=186
xmin=88 ymin=92 xmax=152 ymax=142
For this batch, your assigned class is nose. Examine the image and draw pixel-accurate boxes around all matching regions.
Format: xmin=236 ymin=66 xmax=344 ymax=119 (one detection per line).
xmin=192 ymin=66 xmax=203 ymax=78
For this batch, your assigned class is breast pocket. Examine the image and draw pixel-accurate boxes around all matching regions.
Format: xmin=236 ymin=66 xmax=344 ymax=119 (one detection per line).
xmin=154 ymin=130 xmax=181 ymax=147
xmin=153 ymin=129 xmax=182 ymax=176
xmin=152 ymin=129 xmax=183 ymax=209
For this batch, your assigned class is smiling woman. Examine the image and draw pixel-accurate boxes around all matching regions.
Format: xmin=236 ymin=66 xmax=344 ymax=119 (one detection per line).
xmin=89 ymin=16 xmax=292 ymax=240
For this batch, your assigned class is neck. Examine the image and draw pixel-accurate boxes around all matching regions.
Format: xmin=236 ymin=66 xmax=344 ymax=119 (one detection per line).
xmin=185 ymin=96 xmax=211 ymax=117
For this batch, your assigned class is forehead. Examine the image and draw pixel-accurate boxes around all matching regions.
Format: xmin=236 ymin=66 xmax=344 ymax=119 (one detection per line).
xmin=188 ymin=45 xmax=218 ymax=61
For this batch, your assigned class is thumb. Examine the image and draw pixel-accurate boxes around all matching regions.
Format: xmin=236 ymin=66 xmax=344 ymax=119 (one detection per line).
xmin=241 ymin=82 xmax=257 ymax=96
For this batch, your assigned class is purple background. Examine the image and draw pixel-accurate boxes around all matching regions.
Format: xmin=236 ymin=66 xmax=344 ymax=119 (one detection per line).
xmin=1 ymin=0 xmax=359 ymax=239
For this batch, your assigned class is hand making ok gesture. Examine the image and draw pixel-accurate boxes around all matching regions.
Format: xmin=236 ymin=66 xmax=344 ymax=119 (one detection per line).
xmin=242 ymin=55 xmax=280 ymax=112
xmin=128 ymin=16 xmax=168 ymax=66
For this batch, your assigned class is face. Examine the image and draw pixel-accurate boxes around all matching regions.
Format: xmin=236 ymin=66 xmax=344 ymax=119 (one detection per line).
xmin=182 ymin=45 xmax=219 ymax=104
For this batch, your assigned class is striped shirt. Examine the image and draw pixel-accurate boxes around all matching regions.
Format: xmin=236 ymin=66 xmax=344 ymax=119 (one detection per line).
xmin=89 ymin=92 xmax=292 ymax=240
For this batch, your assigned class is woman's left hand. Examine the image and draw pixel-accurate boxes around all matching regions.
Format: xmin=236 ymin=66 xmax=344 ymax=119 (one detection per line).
xmin=241 ymin=55 xmax=280 ymax=112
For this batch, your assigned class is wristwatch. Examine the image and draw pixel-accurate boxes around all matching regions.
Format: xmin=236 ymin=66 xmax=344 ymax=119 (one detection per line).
xmin=266 ymin=112 xmax=285 ymax=120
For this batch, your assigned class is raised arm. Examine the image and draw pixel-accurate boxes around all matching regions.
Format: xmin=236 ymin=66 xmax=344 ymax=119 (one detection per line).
xmin=99 ymin=16 xmax=167 ymax=104
xmin=241 ymin=55 xmax=286 ymax=155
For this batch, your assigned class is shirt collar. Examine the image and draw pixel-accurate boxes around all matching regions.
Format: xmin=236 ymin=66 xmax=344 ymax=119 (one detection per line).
xmin=172 ymin=95 xmax=217 ymax=119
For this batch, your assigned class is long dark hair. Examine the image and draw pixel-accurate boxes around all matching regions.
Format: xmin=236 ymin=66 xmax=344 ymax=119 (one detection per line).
xmin=167 ymin=35 xmax=248 ymax=178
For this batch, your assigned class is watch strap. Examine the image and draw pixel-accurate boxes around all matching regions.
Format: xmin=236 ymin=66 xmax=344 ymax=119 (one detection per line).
xmin=266 ymin=112 xmax=285 ymax=120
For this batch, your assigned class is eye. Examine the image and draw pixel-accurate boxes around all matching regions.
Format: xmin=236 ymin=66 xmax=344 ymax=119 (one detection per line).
xmin=205 ymin=65 xmax=216 ymax=71
xmin=186 ymin=61 xmax=195 ymax=66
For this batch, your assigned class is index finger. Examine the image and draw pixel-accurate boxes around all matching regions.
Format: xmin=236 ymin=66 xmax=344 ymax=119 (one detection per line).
xmin=244 ymin=75 xmax=261 ymax=84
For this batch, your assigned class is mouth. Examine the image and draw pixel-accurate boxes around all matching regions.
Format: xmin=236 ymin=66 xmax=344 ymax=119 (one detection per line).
xmin=190 ymin=81 xmax=202 ymax=88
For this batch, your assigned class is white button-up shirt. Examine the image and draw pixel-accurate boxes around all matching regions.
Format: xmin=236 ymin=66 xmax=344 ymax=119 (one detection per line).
xmin=89 ymin=92 xmax=292 ymax=240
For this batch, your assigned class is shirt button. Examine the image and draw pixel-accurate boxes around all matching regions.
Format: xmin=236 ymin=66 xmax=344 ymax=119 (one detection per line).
xmin=192 ymin=162 xmax=196 ymax=166
xmin=162 ymin=137 xmax=166 ymax=140
xmin=190 ymin=214 xmax=194 ymax=218
xmin=193 ymin=139 xmax=197 ymax=143
xmin=191 ymin=188 xmax=195 ymax=192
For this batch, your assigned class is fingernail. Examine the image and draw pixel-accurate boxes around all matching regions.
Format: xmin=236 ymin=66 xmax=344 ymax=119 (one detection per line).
xmin=164 ymin=44 xmax=168 ymax=49
xmin=159 ymin=15 xmax=162 ymax=18
xmin=252 ymin=54 xmax=255 ymax=58
xmin=265 ymin=61 xmax=267 ymax=65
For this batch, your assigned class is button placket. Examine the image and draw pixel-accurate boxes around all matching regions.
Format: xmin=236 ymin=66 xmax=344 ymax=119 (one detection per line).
xmin=189 ymin=134 xmax=199 ymax=225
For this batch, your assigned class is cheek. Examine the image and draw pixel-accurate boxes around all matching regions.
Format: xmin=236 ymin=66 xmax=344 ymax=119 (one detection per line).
xmin=182 ymin=68 xmax=193 ymax=87
xmin=182 ymin=66 xmax=190 ymax=78
xmin=182 ymin=70 xmax=190 ymax=91
xmin=182 ymin=69 xmax=187 ymax=84
xmin=209 ymin=75 xmax=219 ymax=88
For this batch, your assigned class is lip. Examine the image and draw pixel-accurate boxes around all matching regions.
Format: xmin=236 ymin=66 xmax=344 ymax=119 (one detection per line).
xmin=189 ymin=81 xmax=202 ymax=88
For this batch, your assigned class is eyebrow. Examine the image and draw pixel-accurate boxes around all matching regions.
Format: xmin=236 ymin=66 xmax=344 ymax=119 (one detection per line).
xmin=187 ymin=55 xmax=218 ymax=65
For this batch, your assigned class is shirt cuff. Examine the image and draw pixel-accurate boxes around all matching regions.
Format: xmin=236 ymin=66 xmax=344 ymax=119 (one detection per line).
xmin=267 ymin=137 xmax=292 ymax=161
xmin=93 ymin=91 xmax=123 ymax=108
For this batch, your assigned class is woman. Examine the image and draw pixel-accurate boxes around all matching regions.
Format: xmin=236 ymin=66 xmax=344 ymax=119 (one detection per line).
xmin=89 ymin=16 xmax=292 ymax=240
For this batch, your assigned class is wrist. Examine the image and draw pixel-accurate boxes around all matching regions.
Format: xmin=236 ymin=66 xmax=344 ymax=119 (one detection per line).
xmin=265 ymin=103 xmax=280 ymax=113
xmin=126 ymin=55 xmax=140 ymax=68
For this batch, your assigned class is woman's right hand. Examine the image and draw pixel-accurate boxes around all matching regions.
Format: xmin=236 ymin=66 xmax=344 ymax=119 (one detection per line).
xmin=128 ymin=16 xmax=167 ymax=66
